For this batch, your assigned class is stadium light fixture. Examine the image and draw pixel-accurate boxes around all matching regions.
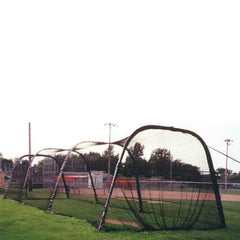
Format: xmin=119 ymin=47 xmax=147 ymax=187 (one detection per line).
xmin=224 ymin=139 xmax=233 ymax=191
xmin=104 ymin=123 xmax=117 ymax=178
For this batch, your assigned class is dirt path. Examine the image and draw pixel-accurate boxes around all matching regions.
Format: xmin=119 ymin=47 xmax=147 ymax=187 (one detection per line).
xmin=65 ymin=187 xmax=240 ymax=202
xmin=220 ymin=194 xmax=240 ymax=202
xmin=105 ymin=218 xmax=140 ymax=228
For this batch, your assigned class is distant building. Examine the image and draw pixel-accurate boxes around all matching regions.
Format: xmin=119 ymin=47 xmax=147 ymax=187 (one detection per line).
xmin=88 ymin=171 xmax=105 ymax=189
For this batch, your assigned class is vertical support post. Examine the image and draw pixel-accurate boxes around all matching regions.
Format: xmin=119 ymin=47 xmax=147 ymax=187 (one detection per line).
xmin=128 ymin=150 xmax=143 ymax=212
xmin=108 ymin=124 xmax=111 ymax=178
xmin=29 ymin=122 xmax=31 ymax=160
xmin=80 ymin=153 xmax=99 ymax=204
xmin=170 ymin=154 xmax=173 ymax=181
xmin=28 ymin=122 xmax=33 ymax=192
xmin=61 ymin=172 xmax=70 ymax=199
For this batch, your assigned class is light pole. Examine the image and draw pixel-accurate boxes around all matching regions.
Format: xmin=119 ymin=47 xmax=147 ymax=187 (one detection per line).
xmin=28 ymin=122 xmax=33 ymax=191
xmin=104 ymin=123 xmax=117 ymax=179
xmin=224 ymin=139 xmax=232 ymax=192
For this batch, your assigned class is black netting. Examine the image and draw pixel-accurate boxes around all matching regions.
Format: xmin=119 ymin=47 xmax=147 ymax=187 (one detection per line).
xmin=3 ymin=125 xmax=225 ymax=231
xmin=100 ymin=126 xmax=225 ymax=231
xmin=4 ymin=158 xmax=29 ymax=201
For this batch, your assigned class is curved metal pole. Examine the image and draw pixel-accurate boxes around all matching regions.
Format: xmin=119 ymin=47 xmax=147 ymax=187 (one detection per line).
xmin=20 ymin=151 xmax=71 ymax=201
xmin=61 ymin=172 xmax=70 ymax=199
xmin=128 ymin=150 xmax=143 ymax=212
xmin=19 ymin=154 xmax=34 ymax=201
xmin=98 ymin=143 xmax=130 ymax=230
xmin=21 ymin=149 xmax=61 ymax=194
xmin=75 ymin=152 xmax=99 ymax=204
xmin=34 ymin=148 xmax=71 ymax=199
xmin=6 ymin=153 xmax=47 ymax=201
xmin=40 ymin=148 xmax=99 ymax=204
xmin=98 ymin=124 xmax=226 ymax=230
xmin=47 ymin=149 xmax=73 ymax=211
xmin=3 ymin=154 xmax=32 ymax=200
xmin=47 ymin=141 xmax=107 ymax=211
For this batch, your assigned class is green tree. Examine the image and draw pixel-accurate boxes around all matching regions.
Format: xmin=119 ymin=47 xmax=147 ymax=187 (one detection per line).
xmin=216 ymin=167 xmax=233 ymax=179
xmin=149 ymin=148 xmax=201 ymax=181
xmin=216 ymin=167 xmax=225 ymax=179
xmin=180 ymin=163 xmax=201 ymax=181
xmin=0 ymin=158 xmax=13 ymax=172
xmin=172 ymin=159 xmax=201 ymax=181
xmin=228 ymin=172 xmax=240 ymax=182
xmin=83 ymin=152 xmax=102 ymax=171
xmin=33 ymin=160 xmax=43 ymax=176
xmin=149 ymin=148 xmax=171 ymax=179
xmin=121 ymin=143 xmax=151 ymax=178
xmin=54 ymin=154 xmax=86 ymax=172
xmin=102 ymin=145 xmax=119 ymax=174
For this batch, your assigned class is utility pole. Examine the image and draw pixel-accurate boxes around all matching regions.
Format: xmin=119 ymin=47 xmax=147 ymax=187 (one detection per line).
xmin=170 ymin=154 xmax=173 ymax=181
xmin=104 ymin=123 xmax=117 ymax=179
xmin=29 ymin=122 xmax=31 ymax=160
xmin=224 ymin=139 xmax=232 ymax=192
xmin=28 ymin=122 xmax=33 ymax=191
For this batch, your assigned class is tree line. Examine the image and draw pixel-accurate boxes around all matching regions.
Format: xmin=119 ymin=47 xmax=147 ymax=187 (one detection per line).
xmin=216 ymin=167 xmax=240 ymax=182
xmin=37 ymin=143 xmax=202 ymax=182
xmin=120 ymin=143 xmax=201 ymax=181
xmin=4 ymin=142 xmax=240 ymax=183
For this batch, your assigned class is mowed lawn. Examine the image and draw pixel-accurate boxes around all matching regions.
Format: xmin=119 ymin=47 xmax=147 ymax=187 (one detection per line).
xmin=1 ymin=194 xmax=240 ymax=240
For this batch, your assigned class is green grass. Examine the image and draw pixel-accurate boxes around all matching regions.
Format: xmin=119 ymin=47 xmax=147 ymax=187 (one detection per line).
xmin=20 ymin=189 xmax=223 ymax=231
xmin=24 ymin=193 xmax=141 ymax=230
xmin=1 ymin=193 xmax=240 ymax=240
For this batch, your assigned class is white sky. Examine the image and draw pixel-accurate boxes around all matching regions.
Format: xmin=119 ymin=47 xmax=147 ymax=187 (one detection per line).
xmin=0 ymin=1 xmax=240 ymax=172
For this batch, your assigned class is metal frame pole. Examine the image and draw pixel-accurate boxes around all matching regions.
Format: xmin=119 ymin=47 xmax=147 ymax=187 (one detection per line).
xmin=28 ymin=122 xmax=33 ymax=192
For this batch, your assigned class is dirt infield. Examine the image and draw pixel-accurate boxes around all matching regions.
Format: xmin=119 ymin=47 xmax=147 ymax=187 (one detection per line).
xmin=65 ymin=187 xmax=240 ymax=202
xmin=220 ymin=194 xmax=240 ymax=202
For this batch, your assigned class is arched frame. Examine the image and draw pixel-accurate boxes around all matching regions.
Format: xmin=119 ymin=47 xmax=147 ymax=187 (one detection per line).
xmin=98 ymin=125 xmax=225 ymax=230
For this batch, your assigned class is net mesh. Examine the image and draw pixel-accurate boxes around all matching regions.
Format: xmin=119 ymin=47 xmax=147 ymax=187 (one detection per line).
xmin=102 ymin=126 xmax=225 ymax=230
xmin=3 ymin=125 xmax=225 ymax=231
xmin=4 ymin=157 xmax=29 ymax=201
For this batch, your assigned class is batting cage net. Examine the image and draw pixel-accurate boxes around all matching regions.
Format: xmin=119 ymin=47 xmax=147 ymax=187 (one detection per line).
xmin=4 ymin=157 xmax=29 ymax=202
xmin=99 ymin=125 xmax=225 ymax=231
xmin=4 ymin=125 xmax=225 ymax=231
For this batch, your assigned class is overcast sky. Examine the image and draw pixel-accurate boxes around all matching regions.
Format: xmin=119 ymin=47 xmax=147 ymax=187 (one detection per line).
xmin=0 ymin=1 xmax=240 ymax=172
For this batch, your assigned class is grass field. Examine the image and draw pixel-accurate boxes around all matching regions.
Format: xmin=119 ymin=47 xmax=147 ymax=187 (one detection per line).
xmin=17 ymin=188 xmax=224 ymax=231
xmin=1 ymin=193 xmax=240 ymax=240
